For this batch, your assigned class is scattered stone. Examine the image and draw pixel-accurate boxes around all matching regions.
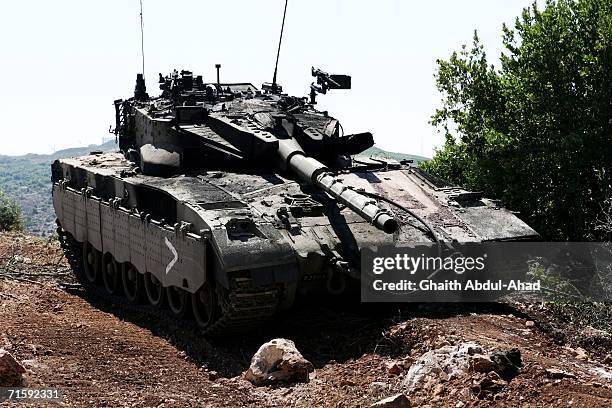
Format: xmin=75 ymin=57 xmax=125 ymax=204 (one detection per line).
xmin=545 ymin=368 xmax=576 ymax=379
xmin=486 ymin=370 xmax=505 ymax=383
xmin=207 ymin=370 xmax=219 ymax=381
xmin=370 ymin=381 xmax=388 ymax=394
xmin=0 ymin=349 xmax=27 ymax=386
xmin=432 ymin=337 xmax=451 ymax=349
xmin=243 ymin=338 xmax=313 ymax=386
xmin=399 ymin=357 xmax=413 ymax=369
xmin=575 ymin=347 xmax=588 ymax=361
xmin=471 ymin=372 xmax=507 ymax=399
xmin=386 ymin=361 xmax=403 ymax=376
xmin=525 ymin=320 xmax=535 ymax=327
xmin=432 ymin=383 xmax=445 ymax=396
xmin=469 ymin=354 xmax=498 ymax=373
xmin=490 ymin=348 xmax=522 ymax=380
xmin=370 ymin=393 xmax=411 ymax=408
xmin=455 ymin=402 xmax=465 ymax=408
xmin=21 ymin=359 xmax=46 ymax=371
xmin=604 ymin=354 xmax=612 ymax=365
xmin=28 ymin=344 xmax=41 ymax=355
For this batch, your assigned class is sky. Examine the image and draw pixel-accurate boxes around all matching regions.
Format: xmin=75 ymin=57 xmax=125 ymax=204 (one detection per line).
xmin=0 ymin=0 xmax=537 ymax=157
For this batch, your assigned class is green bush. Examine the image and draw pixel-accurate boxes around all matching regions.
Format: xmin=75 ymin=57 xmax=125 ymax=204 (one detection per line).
xmin=423 ymin=0 xmax=612 ymax=241
xmin=0 ymin=189 xmax=24 ymax=232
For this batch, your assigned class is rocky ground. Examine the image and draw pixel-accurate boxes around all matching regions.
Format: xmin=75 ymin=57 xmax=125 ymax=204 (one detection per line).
xmin=0 ymin=232 xmax=611 ymax=407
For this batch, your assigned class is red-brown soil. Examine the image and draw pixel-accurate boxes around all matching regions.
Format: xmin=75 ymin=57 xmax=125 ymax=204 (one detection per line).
xmin=0 ymin=232 xmax=611 ymax=407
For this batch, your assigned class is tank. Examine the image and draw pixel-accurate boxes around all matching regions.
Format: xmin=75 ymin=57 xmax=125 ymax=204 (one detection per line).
xmin=52 ymin=67 xmax=539 ymax=335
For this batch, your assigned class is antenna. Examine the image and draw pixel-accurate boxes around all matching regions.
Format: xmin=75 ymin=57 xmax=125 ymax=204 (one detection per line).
xmin=139 ymin=0 xmax=145 ymax=76
xmin=271 ymin=0 xmax=288 ymax=93
xmin=215 ymin=64 xmax=221 ymax=85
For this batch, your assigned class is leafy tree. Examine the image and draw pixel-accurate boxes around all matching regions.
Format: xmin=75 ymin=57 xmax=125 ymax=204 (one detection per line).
xmin=0 ymin=189 xmax=24 ymax=232
xmin=422 ymin=0 xmax=612 ymax=240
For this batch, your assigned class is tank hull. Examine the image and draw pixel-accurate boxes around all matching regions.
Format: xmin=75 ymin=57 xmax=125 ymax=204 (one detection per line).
xmin=52 ymin=150 xmax=538 ymax=334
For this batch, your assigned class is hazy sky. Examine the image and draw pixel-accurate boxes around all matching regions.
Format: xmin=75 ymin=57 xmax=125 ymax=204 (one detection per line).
xmin=0 ymin=0 xmax=536 ymax=157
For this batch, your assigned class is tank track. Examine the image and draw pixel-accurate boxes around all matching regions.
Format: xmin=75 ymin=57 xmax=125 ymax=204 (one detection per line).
xmin=57 ymin=226 xmax=280 ymax=337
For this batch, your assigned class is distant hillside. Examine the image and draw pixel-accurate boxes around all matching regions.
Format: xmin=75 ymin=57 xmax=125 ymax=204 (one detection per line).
xmin=0 ymin=142 xmax=426 ymax=237
xmin=361 ymin=146 xmax=429 ymax=163
xmin=0 ymin=141 xmax=116 ymax=236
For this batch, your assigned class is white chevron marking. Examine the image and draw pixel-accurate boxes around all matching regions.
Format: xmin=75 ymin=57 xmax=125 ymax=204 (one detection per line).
xmin=165 ymin=237 xmax=178 ymax=274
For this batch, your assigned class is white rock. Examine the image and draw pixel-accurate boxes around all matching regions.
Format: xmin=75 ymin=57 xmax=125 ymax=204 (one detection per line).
xmin=0 ymin=349 xmax=26 ymax=386
xmin=401 ymin=342 xmax=483 ymax=392
xmin=243 ymin=338 xmax=313 ymax=385
xmin=370 ymin=393 xmax=411 ymax=408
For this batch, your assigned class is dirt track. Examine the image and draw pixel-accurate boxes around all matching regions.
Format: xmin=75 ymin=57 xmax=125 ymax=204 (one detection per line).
xmin=1 ymin=233 xmax=611 ymax=407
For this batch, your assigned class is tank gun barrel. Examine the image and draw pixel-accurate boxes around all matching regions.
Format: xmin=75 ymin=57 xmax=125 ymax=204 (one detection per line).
xmin=278 ymin=138 xmax=398 ymax=234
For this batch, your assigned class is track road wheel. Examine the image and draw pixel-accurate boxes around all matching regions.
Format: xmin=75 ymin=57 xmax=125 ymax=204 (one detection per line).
xmin=102 ymin=254 xmax=121 ymax=294
xmin=122 ymin=263 xmax=144 ymax=304
xmin=144 ymin=273 xmax=166 ymax=308
xmin=82 ymin=242 xmax=101 ymax=284
xmin=167 ymin=286 xmax=190 ymax=318
xmin=191 ymin=283 xmax=218 ymax=329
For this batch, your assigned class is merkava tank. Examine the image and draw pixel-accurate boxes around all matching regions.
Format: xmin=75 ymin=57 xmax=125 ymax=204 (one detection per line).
xmin=52 ymin=67 xmax=538 ymax=335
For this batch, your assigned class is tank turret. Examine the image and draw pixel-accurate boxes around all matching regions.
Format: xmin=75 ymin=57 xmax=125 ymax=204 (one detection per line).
xmin=113 ymin=68 xmax=398 ymax=233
